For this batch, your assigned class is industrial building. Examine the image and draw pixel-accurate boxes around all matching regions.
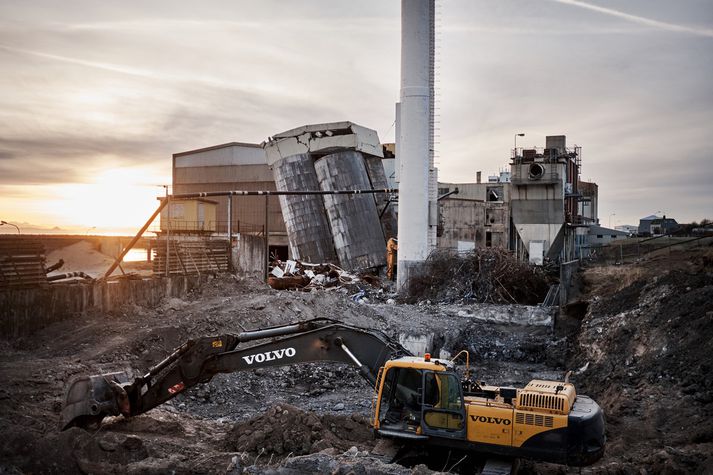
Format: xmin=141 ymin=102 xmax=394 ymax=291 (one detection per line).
xmin=171 ymin=142 xmax=289 ymax=259
xmin=437 ymin=135 xmax=600 ymax=263
xmin=587 ymin=225 xmax=630 ymax=247
xmin=168 ymin=128 xmax=613 ymax=273
xmin=169 ymin=122 xmax=396 ymax=273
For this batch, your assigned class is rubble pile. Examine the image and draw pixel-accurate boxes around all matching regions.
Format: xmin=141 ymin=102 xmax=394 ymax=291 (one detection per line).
xmin=226 ymin=403 xmax=373 ymax=458
xmin=267 ymin=259 xmax=381 ymax=293
xmin=407 ymin=248 xmax=549 ymax=304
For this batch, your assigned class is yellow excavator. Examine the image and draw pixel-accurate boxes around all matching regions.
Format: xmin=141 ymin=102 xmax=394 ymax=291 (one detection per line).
xmin=61 ymin=318 xmax=605 ymax=467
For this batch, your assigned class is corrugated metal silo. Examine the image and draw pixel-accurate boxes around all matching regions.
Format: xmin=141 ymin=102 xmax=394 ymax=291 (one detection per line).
xmin=363 ymin=156 xmax=398 ymax=241
xmin=314 ymin=151 xmax=387 ymax=270
xmin=272 ymin=153 xmax=337 ymax=263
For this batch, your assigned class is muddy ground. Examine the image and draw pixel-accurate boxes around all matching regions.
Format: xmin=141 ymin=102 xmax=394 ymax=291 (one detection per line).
xmin=1 ymin=248 xmax=712 ymax=474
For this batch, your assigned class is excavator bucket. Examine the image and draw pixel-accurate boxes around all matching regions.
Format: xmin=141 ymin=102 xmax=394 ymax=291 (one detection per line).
xmin=60 ymin=371 xmax=131 ymax=431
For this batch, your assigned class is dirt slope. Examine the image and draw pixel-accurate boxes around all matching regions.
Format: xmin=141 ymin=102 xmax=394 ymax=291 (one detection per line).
xmin=570 ymin=250 xmax=713 ymax=473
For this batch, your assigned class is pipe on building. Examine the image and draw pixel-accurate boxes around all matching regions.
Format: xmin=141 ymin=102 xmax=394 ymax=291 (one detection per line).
xmin=172 ymin=189 xmax=398 ymax=198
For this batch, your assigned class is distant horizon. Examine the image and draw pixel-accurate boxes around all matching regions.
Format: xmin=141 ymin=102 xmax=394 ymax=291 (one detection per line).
xmin=0 ymin=220 xmax=156 ymax=236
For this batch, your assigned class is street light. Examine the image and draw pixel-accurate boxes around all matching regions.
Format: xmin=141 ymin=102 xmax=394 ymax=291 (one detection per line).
xmin=0 ymin=220 xmax=21 ymax=234
xmin=514 ymin=133 xmax=525 ymax=153
xmin=609 ymin=213 xmax=616 ymax=228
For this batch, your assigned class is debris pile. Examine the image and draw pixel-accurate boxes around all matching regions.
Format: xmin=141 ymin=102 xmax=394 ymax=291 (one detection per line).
xmin=406 ymin=248 xmax=549 ymax=304
xmin=268 ymin=259 xmax=381 ymax=292
xmin=226 ymin=403 xmax=373 ymax=458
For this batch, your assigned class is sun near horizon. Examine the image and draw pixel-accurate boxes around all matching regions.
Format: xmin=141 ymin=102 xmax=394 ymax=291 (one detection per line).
xmin=0 ymin=165 xmax=169 ymax=235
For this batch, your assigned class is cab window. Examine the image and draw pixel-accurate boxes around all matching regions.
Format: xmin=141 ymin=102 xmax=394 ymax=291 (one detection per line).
xmin=378 ymin=367 xmax=423 ymax=427
xmin=422 ymin=372 xmax=464 ymax=431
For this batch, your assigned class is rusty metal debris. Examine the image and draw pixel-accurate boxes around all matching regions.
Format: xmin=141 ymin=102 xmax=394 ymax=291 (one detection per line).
xmin=407 ymin=248 xmax=550 ymax=304
xmin=267 ymin=259 xmax=380 ymax=291
xmin=46 ymin=271 xmax=93 ymax=283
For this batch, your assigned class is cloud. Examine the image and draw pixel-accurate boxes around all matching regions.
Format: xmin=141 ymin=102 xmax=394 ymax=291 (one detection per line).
xmin=548 ymin=0 xmax=713 ymax=38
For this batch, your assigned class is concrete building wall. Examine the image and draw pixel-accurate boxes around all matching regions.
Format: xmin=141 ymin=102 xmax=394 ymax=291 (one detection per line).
xmin=232 ymin=233 xmax=266 ymax=277
xmin=588 ymin=225 xmax=629 ymax=246
xmin=439 ymin=182 xmax=511 ymax=203
xmin=437 ymin=198 xmax=509 ymax=251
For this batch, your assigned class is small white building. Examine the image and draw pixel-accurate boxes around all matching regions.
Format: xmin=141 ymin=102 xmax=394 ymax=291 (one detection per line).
xmin=588 ymin=225 xmax=629 ymax=247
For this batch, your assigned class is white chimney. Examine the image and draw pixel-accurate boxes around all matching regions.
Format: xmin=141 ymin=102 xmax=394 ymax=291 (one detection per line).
xmin=397 ymin=0 xmax=434 ymax=291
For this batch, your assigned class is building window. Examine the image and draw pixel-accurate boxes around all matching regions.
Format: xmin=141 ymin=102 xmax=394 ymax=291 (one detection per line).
xmin=611 ymin=235 xmax=617 ymax=238
xmin=485 ymin=231 xmax=492 ymax=247
xmin=486 ymin=186 xmax=503 ymax=202
xmin=596 ymin=234 xmax=603 ymax=239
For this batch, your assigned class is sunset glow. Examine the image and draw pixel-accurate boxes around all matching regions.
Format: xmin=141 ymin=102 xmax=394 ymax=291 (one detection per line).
xmin=0 ymin=166 xmax=168 ymax=234
xmin=0 ymin=1 xmax=711 ymax=234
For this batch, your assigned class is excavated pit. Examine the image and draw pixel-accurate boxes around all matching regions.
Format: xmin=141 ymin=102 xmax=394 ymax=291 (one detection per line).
xmin=1 ymin=247 xmax=711 ymax=473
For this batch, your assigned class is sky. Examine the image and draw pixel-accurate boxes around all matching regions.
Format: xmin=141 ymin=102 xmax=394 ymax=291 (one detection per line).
xmin=0 ymin=0 xmax=711 ymax=234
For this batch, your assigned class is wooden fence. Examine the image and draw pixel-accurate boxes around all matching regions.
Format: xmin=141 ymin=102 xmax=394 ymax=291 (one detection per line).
xmin=0 ymin=237 xmax=48 ymax=289
xmin=152 ymin=238 xmax=229 ymax=275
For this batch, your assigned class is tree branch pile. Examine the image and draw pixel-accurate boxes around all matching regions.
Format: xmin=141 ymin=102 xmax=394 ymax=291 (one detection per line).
xmin=406 ymin=248 xmax=550 ymax=305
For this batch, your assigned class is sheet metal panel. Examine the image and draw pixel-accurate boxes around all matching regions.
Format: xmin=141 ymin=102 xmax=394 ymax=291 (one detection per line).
xmin=315 ymin=151 xmax=386 ymax=271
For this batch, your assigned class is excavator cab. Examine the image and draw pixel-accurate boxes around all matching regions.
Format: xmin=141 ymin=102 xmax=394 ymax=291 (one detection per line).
xmin=373 ymin=356 xmax=467 ymax=442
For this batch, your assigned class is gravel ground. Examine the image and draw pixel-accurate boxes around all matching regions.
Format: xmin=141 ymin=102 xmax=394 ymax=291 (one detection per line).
xmin=2 ymin=248 xmax=709 ymax=473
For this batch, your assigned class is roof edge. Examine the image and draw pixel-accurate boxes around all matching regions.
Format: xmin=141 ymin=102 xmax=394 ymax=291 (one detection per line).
xmin=173 ymin=142 xmax=262 ymax=158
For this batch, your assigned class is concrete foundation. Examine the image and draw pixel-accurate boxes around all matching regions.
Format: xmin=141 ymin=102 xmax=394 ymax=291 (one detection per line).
xmin=396 ymin=259 xmax=427 ymax=294
xmin=232 ymin=233 xmax=266 ymax=277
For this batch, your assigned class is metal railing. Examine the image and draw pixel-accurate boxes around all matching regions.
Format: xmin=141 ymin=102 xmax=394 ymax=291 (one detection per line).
xmin=159 ymin=220 xmax=266 ymax=235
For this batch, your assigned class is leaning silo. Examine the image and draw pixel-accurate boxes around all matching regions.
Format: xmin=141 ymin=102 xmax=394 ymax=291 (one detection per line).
xmin=314 ymin=151 xmax=387 ymax=271
xmin=272 ymin=153 xmax=337 ymax=263
xmin=363 ymin=155 xmax=398 ymax=241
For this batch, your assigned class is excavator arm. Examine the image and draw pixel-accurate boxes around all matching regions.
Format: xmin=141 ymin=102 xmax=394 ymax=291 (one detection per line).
xmin=60 ymin=318 xmax=410 ymax=430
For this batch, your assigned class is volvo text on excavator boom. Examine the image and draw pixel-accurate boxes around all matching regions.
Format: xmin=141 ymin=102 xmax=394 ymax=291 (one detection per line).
xmin=61 ymin=318 xmax=605 ymax=467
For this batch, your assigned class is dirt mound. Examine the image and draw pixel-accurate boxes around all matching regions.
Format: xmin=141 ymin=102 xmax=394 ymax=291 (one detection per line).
xmin=226 ymin=403 xmax=374 ymax=458
xmin=0 ymin=427 xmax=149 ymax=475
xmin=571 ymin=253 xmax=713 ymax=473
xmin=406 ymin=248 xmax=550 ymax=305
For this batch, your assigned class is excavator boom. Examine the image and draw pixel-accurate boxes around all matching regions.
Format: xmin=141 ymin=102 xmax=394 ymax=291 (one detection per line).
xmin=61 ymin=318 xmax=410 ymax=430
